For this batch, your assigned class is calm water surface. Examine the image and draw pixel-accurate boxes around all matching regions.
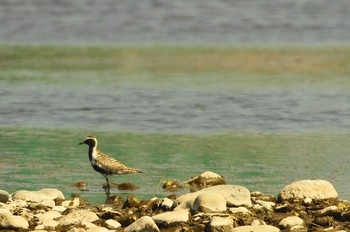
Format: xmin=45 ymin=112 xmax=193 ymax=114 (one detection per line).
xmin=1 ymin=74 xmax=350 ymax=203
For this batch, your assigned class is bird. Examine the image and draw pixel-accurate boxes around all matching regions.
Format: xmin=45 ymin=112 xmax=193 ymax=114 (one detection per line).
xmin=79 ymin=135 xmax=142 ymax=196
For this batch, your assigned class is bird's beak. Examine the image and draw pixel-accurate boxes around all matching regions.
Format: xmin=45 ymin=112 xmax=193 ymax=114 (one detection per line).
xmin=79 ymin=141 xmax=85 ymax=145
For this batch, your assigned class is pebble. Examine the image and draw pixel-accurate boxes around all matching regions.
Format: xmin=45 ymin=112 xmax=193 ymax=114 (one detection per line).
xmin=205 ymin=216 xmax=234 ymax=232
xmin=278 ymin=216 xmax=304 ymax=229
xmin=0 ymin=190 xmax=10 ymax=203
xmin=159 ymin=197 xmax=176 ymax=211
xmin=105 ymin=219 xmax=121 ymax=229
xmin=192 ymin=192 xmax=227 ymax=213
xmin=279 ymin=180 xmax=338 ymax=200
xmin=232 ymin=225 xmax=280 ymax=232
xmin=125 ymin=215 xmax=160 ymax=232
xmin=152 ymin=210 xmax=189 ymax=226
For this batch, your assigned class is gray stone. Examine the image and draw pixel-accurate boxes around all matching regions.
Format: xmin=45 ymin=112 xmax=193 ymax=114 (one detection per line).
xmin=59 ymin=209 xmax=99 ymax=227
xmin=125 ymin=216 xmax=159 ymax=232
xmin=0 ymin=190 xmax=10 ymax=203
xmin=0 ymin=213 xmax=29 ymax=230
xmin=192 ymin=192 xmax=227 ymax=213
xmin=176 ymin=185 xmax=252 ymax=210
xmin=279 ymin=216 xmax=304 ymax=229
xmin=205 ymin=216 xmax=234 ymax=232
xmin=152 ymin=210 xmax=189 ymax=226
xmin=279 ymin=180 xmax=338 ymax=200
xmin=232 ymin=225 xmax=280 ymax=232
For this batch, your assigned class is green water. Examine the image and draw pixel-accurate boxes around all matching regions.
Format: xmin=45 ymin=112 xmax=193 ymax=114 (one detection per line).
xmin=1 ymin=45 xmax=350 ymax=204
xmin=1 ymin=128 xmax=349 ymax=204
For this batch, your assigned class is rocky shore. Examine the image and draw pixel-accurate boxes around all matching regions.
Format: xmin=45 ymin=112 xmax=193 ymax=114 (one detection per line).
xmin=0 ymin=171 xmax=349 ymax=232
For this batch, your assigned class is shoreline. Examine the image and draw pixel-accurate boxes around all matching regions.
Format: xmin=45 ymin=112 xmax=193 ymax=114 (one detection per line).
xmin=1 ymin=172 xmax=349 ymax=231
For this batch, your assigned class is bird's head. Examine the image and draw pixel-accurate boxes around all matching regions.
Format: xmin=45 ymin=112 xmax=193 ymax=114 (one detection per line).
xmin=79 ymin=135 xmax=97 ymax=147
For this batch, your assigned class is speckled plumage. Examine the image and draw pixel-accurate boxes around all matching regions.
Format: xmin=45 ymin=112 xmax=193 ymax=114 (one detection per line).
xmin=79 ymin=135 xmax=141 ymax=196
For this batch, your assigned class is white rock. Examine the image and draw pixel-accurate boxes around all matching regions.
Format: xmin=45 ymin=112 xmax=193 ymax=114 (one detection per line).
xmin=152 ymin=210 xmax=189 ymax=226
xmin=229 ymin=207 xmax=250 ymax=215
xmin=0 ymin=213 xmax=29 ymax=230
xmin=0 ymin=208 xmax=12 ymax=216
xmin=206 ymin=216 xmax=234 ymax=232
xmin=35 ymin=219 xmax=59 ymax=230
xmin=125 ymin=216 xmax=159 ymax=232
xmin=176 ymin=185 xmax=251 ymax=210
xmin=86 ymin=227 xmax=109 ymax=232
xmin=52 ymin=205 xmax=67 ymax=213
xmin=279 ymin=180 xmax=338 ymax=200
xmin=159 ymin=197 xmax=175 ymax=210
xmin=251 ymin=219 xmax=266 ymax=226
xmin=105 ymin=219 xmax=121 ymax=229
xmin=314 ymin=206 xmax=338 ymax=217
xmin=255 ymin=200 xmax=275 ymax=211
xmin=290 ymin=225 xmax=307 ymax=231
xmin=279 ymin=216 xmax=304 ymax=229
xmin=192 ymin=192 xmax=226 ymax=213
xmin=62 ymin=198 xmax=80 ymax=208
xmin=6 ymin=199 xmax=28 ymax=211
xmin=0 ymin=190 xmax=10 ymax=203
xmin=81 ymin=222 xmax=97 ymax=229
xmin=36 ymin=210 xmax=61 ymax=223
xmin=12 ymin=188 xmax=64 ymax=203
xmin=59 ymin=209 xmax=98 ymax=227
xmin=232 ymin=225 xmax=280 ymax=232
xmin=303 ymin=197 xmax=312 ymax=205
xmin=68 ymin=227 xmax=86 ymax=232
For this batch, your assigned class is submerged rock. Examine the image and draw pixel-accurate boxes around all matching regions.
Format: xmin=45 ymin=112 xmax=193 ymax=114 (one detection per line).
xmin=279 ymin=180 xmax=338 ymax=201
xmin=183 ymin=171 xmax=226 ymax=189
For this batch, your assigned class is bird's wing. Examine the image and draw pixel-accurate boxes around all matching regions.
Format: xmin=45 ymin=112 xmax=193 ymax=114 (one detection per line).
xmin=96 ymin=150 xmax=142 ymax=175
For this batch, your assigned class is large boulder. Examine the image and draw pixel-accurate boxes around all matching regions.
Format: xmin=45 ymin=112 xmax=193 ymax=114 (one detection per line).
xmin=279 ymin=180 xmax=338 ymax=201
xmin=12 ymin=188 xmax=64 ymax=202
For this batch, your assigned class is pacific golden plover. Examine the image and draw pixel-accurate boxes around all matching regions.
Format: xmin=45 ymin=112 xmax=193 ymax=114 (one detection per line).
xmin=79 ymin=135 xmax=142 ymax=196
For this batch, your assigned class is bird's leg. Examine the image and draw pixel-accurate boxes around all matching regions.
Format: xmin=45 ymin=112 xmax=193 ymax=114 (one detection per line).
xmin=102 ymin=174 xmax=111 ymax=197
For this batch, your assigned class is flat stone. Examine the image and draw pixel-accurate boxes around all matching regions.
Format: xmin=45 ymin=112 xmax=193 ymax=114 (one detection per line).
xmin=86 ymin=227 xmax=109 ymax=232
xmin=125 ymin=216 xmax=160 ymax=232
xmin=59 ymin=209 xmax=99 ymax=227
xmin=12 ymin=188 xmax=64 ymax=202
xmin=232 ymin=225 xmax=280 ymax=232
xmin=105 ymin=219 xmax=121 ymax=229
xmin=0 ymin=190 xmax=10 ymax=203
xmin=255 ymin=200 xmax=275 ymax=211
xmin=152 ymin=210 xmax=189 ymax=226
xmin=176 ymin=185 xmax=252 ymax=210
xmin=314 ymin=206 xmax=339 ymax=217
xmin=0 ymin=213 xmax=29 ymax=230
xmin=279 ymin=216 xmax=304 ymax=229
xmin=279 ymin=180 xmax=338 ymax=200
xmin=205 ymin=216 xmax=234 ymax=232
xmin=229 ymin=207 xmax=250 ymax=215
xmin=192 ymin=192 xmax=227 ymax=213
